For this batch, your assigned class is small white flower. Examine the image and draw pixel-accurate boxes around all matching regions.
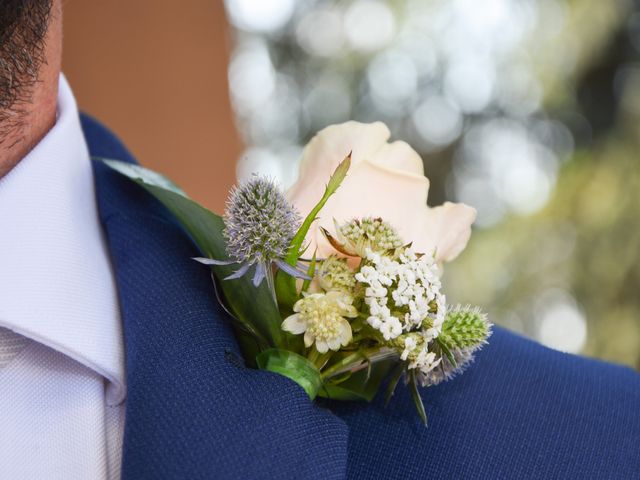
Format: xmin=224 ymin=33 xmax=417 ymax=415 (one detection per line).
xmin=400 ymin=336 xmax=418 ymax=361
xmin=282 ymin=291 xmax=357 ymax=353
xmin=396 ymin=333 xmax=442 ymax=385
xmin=411 ymin=349 xmax=440 ymax=379
xmin=355 ymin=248 xmax=445 ymax=341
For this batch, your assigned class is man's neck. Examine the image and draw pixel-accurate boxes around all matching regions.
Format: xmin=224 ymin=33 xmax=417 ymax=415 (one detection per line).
xmin=0 ymin=85 xmax=59 ymax=178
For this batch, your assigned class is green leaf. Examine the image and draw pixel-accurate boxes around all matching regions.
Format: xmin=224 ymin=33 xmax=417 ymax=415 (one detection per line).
xmin=409 ymin=370 xmax=428 ymax=426
xmin=384 ymin=362 xmax=405 ymax=406
xmin=289 ymin=153 xmax=351 ymax=260
xmin=436 ymin=336 xmax=457 ymax=368
xmin=103 ymin=159 xmax=187 ymax=196
xmin=100 ymin=159 xmax=284 ymax=347
xmin=275 ymin=154 xmax=352 ymax=309
xmin=256 ymin=348 xmax=322 ymax=400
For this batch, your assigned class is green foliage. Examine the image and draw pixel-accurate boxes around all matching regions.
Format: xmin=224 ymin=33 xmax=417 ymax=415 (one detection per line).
xmin=319 ymin=359 xmax=393 ymax=402
xmin=256 ymin=348 xmax=322 ymax=399
xmin=300 ymin=251 xmax=317 ymax=293
xmin=409 ymin=370 xmax=427 ymax=426
xmin=101 ymin=159 xmax=285 ymax=349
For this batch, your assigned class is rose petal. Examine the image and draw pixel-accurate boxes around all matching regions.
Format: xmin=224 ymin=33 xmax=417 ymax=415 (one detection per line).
xmin=298 ymin=159 xmax=430 ymax=258
xmin=288 ymin=122 xmax=391 ymax=225
xmin=412 ymin=202 xmax=477 ymax=263
xmin=299 ymin=121 xmax=390 ymax=174
xmin=287 ymin=121 xmax=477 ymax=268
xmin=369 ymin=140 xmax=425 ymax=176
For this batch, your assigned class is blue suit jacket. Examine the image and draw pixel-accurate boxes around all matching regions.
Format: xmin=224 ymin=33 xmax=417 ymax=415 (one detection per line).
xmin=83 ymin=114 xmax=640 ymax=479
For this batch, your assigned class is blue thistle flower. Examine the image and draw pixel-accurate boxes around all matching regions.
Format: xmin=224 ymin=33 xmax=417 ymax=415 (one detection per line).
xmin=194 ymin=175 xmax=309 ymax=289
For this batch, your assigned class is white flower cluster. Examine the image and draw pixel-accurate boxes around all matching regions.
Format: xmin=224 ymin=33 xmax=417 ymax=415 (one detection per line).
xmin=355 ymin=248 xmax=445 ymax=341
xmin=400 ymin=335 xmax=441 ymax=383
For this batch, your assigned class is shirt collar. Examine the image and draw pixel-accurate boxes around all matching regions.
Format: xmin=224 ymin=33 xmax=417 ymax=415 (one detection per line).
xmin=0 ymin=74 xmax=125 ymax=405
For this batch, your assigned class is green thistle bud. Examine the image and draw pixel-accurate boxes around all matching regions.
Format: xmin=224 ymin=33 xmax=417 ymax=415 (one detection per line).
xmin=424 ymin=305 xmax=492 ymax=386
xmin=438 ymin=305 xmax=491 ymax=351
xmin=317 ymin=255 xmax=356 ymax=293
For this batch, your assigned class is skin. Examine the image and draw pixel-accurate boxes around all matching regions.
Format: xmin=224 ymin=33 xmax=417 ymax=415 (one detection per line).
xmin=0 ymin=0 xmax=62 ymax=178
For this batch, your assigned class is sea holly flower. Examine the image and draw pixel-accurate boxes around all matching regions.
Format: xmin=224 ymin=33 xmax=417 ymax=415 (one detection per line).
xmin=355 ymin=248 xmax=445 ymax=341
xmin=194 ymin=175 xmax=309 ymax=287
xmin=316 ymin=255 xmax=356 ymax=293
xmin=425 ymin=305 xmax=492 ymax=386
xmin=282 ymin=291 xmax=357 ymax=353
xmin=323 ymin=217 xmax=404 ymax=257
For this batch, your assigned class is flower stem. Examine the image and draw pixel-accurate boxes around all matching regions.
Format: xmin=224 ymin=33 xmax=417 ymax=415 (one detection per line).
xmin=308 ymin=348 xmax=321 ymax=364
xmin=264 ymin=262 xmax=278 ymax=306
xmin=321 ymin=352 xmax=364 ymax=380
xmin=321 ymin=348 xmax=399 ymax=380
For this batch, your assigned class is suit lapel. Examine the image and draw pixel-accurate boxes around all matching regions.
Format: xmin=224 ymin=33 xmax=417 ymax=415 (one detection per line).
xmin=84 ymin=115 xmax=348 ymax=479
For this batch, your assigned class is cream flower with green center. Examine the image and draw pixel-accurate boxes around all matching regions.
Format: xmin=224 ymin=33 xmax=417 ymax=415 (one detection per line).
xmin=282 ymin=291 xmax=357 ymax=353
xmin=328 ymin=217 xmax=404 ymax=257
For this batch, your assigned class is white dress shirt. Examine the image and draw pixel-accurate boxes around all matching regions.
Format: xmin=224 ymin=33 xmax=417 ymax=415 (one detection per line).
xmin=0 ymin=74 xmax=126 ymax=479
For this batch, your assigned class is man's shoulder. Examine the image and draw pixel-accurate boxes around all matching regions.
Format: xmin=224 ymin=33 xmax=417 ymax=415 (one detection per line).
xmin=488 ymin=325 xmax=640 ymax=393
xmin=336 ymin=327 xmax=640 ymax=479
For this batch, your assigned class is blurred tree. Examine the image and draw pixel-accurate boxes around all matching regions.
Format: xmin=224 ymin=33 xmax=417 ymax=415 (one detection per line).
xmin=447 ymin=0 xmax=640 ymax=368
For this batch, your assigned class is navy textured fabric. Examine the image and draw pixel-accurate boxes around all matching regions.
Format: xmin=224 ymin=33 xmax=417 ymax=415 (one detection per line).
xmin=85 ymin=114 xmax=348 ymax=480
xmin=83 ymin=113 xmax=640 ymax=479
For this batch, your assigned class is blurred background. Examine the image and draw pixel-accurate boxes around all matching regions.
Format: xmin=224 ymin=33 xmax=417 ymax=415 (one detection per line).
xmin=63 ymin=0 xmax=640 ymax=369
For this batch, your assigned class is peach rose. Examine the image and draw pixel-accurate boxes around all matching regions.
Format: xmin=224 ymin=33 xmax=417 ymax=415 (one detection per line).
xmin=287 ymin=121 xmax=477 ymax=264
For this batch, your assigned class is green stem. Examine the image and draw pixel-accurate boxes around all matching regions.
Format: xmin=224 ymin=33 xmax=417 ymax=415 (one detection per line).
xmin=308 ymin=348 xmax=321 ymax=364
xmin=315 ymin=351 xmax=333 ymax=369
xmin=321 ymin=352 xmax=364 ymax=380
xmin=264 ymin=262 xmax=277 ymax=306
xmin=321 ymin=348 xmax=399 ymax=380
xmin=263 ymin=262 xmax=286 ymax=347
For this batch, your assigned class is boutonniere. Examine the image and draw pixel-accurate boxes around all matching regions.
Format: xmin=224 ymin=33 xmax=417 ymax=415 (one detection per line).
xmin=103 ymin=121 xmax=491 ymax=424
